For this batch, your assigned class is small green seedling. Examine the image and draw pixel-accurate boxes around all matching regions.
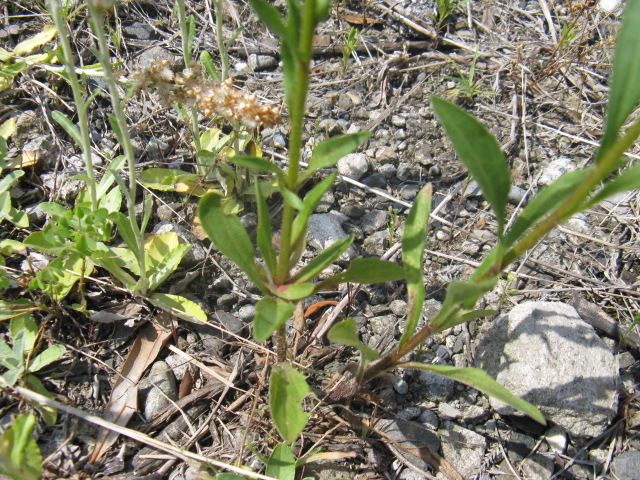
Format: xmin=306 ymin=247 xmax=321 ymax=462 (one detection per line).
xmin=341 ymin=27 xmax=361 ymax=76
xmin=0 ymin=413 xmax=43 ymax=480
xmin=443 ymin=51 xmax=496 ymax=100
xmin=430 ymin=0 xmax=470 ymax=31
xmin=0 ymin=314 xmax=65 ymax=425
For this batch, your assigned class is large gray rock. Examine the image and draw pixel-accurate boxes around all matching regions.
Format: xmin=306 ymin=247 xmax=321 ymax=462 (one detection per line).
xmin=612 ymin=450 xmax=640 ymax=480
xmin=307 ymin=213 xmax=358 ymax=261
xmin=475 ymin=301 xmax=618 ymax=437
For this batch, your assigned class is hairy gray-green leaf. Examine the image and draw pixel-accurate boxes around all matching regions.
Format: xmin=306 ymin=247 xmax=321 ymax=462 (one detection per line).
xmin=399 ymin=184 xmax=431 ymax=347
xmin=431 ymin=96 xmax=510 ymax=236
xmin=270 ymin=363 xmax=310 ymax=444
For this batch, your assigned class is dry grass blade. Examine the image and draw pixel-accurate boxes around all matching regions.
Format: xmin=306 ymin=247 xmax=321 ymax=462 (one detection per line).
xmin=88 ymin=316 xmax=173 ymax=464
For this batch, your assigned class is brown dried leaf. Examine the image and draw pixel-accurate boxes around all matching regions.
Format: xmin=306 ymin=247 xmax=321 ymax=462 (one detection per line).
xmin=88 ymin=316 xmax=172 ymax=464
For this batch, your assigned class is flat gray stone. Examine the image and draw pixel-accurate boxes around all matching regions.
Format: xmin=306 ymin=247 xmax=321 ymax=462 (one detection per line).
xmin=475 ymin=301 xmax=618 ymax=437
xmin=377 ymin=418 xmax=441 ymax=472
xmin=439 ymin=421 xmax=486 ymax=478
xmin=612 ymin=450 xmax=640 ymax=480
xmin=307 ymin=213 xmax=358 ymax=261
xmin=142 ymin=361 xmax=178 ymax=422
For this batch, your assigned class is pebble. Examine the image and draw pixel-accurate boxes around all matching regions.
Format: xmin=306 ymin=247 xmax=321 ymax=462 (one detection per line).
xmin=237 ymin=304 xmax=255 ymax=322
xmin=438 ymin=402 xmax=462 ymax=419
xmin=419 ymin=409 xmax=440 ymax=430
xmin=337 ymin=153 xmax=369 ymax=180
xmin=143 ymin=361 xmax=178 ymax=422
xmin=360 ymin=209 xmax=389 ymax=234
xmin=248 ymin=54 xmax=277 ymax=70
xmin=391 ymin=375 xmax=409 ymax=395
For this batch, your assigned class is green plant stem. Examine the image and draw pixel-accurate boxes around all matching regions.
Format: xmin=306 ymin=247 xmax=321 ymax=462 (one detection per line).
xmin=274 ymin=0 xmax=317 ymax=285
xmin=212 ymin=0 xmax=229 ymax=79
xmin=176 ymin=0 xmax=192 ymax=65
xmin=48 ymin=0 xmax=98 ymax=211
xmin=86 ymin=0 xmax=148 ymax=293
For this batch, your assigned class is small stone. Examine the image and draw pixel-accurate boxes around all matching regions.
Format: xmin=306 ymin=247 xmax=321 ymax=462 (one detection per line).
xmin=370 ymin=314 xmax=397 ymax=337
xmin=438 ymin=402 xmax=462 ymax=419
xmin=389 ymin=299 xmax=407 ymax=316
xmin=215 ymin=311 xmax=246 ymax=336
xmin=400 ymin=184 xmax=420 ymax=200
xmin=435 ymin=344 xmax=453 ymax=362
xmin=136 ymin=46 xmax=176 ymax=70
xmin=337 ymin=153 xmax=369 ymax=180
xmin=419 ymin=409 xmax=440 ymax=430
xmin=538 ymin=158 xmax=575 ymax=187
xmin=611 ymin=451 xmax=640 ymax=480
xmin=238 ymin=304 xmax=255 ymax=322
xmin=439 ymin=421 xmax=486 ymax=477
xmin=429 ymin=164 xmax=441 ymax=176
xmin=362 ymin=173 xmax=387 ymax=188
xmin=435 ymin=230 xmax=447 ymax=241
xmin=142 ymin=361 xmax=178 ymax=421
xmin=545 ymin=425 xmax=568 ymax=454
xmin=124 ymin=21 xmax=155 ymax=40
xmin=378 ymin=418 xmax=441 ymax=472
xmin=398 ymin=406 xmax=421 ymax=420
xmin=360 ymin=209 xmax=389 ymax=234
xmin=395 ymin=162 xmax=414 ymax=181
xmin=418 ymin=371 xmax=456 ymax=399
xmin=391 ymin=115 xmax=406 ymax=127
xmin=248 ymin=54 xmax=277 ymax=70
xmin=342 ymin=203 xmax=367 ymax=218
xmin=392 ymin=375 xmax=409 ymax=395
xmin=307 ymin=213 xmax=359 ymax=261
xmin=363 ymin=230 xmax=389 ymax=256
xmin=164 ymin=353 xmax=196 ymax=381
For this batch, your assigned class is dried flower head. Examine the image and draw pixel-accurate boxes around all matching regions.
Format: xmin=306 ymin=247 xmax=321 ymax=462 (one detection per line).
xmin=134 ymin=61 xmax=283 ymax=128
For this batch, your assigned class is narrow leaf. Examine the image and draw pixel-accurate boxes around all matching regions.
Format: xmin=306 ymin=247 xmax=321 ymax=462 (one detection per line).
xmin=578 ymin=163 xmax=640 ymax=212
xmin=200 ymin=51 xmax=221 ymax=81
xmin=433 ymin=279 xmax=497 ymax=330
xmin=302 ymin=132 xmax=371 ymax=181
xmin=0 ymin=413 xmax=42 ymax=480
xmin=317 ymin=257 xmax=405 ymax=290
xmin=10 ymin=315 xmax=38 ymax=354
xmin=503 ymin=169 xmax=591 ymax=248
xmin=266 ymin=443 xmax=296 ymax=480
xmin=291 ymin=172 xmax=338 ymax=245
xmin=199 ymin=193 xmax=264 ymax=290
xmin=399 ymin=184 xmax=432 ymax=346
xmin=403 ymin=363 xmax=546 ymax=424
xmin=600 ymin=0 xmax=640 ymax=153
xmin=269 ymin=364 xmax=310 ymax=444
xmin=431 ymin=96 xmax=510 ymax=236
xmin=14 ymin=24 xmax=57 ymax=55
xmin=248 ymin=0 xmax=288 ymax=39
xmin=269 ymin=282 xmax=316 ymax=301
xmin=28 ymin=344 xmax=65 ymax=373
xmin=293 ymin=234 xmax=354 ymax=283
xmin=278 ymin=184 xmax=305 ymax=211
xmin=253 ymin=297 xmax=294 ymax=341
xmin=147 ymin=244 xmax=191 ymax=291
xmin=328 ymin=317 xmax=379 ymax=363
xmin=51 ymin=111 xmax=82 ymax=146
xmin=228 ymin=155 xmax=284 ymax=177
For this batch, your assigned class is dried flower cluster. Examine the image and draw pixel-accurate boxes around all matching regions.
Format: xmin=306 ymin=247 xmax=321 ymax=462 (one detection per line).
xmin=134 ymin=60 xmax=282 ymax=128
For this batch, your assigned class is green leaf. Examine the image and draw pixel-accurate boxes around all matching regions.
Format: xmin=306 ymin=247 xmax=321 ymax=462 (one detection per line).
xmin=600 ymin=0 xmax=640 ymax=153
xmin=28 ymin=344 xmax=65 ymax=373
xmin=301 ymin=132 xmax=371 ymax=182
xmin=278 ymin=184 xmax=305 ymax=211
xmin=186 ymin=15 xmax=196 ymax=64
xmin=0 ymin=413 xmax=42 ymax=480
xmin=255 ymin=179 xmax=277 ymax=276
xmin=317 ymin=257 xmax=405 ymax=290
xmin=248 ymin=0 xmax=288 ymax=39
xmin=148 ymin=293 xmax=208 ymax=324
xmin=113 ymin=212 xmax=139 ymax=254
xmin=399 ymin=184 xmax=432 ymax=347
xmin=269 ymin=282 xmax=316 ymax=301
xmin=199 ymin=193 xmax=265 ymax=290
xmin=291 ymin=172 xmax=338 ymax=245
xmin=51 ymin=110 xmax=82 ymax=146
xmin=215 ymin=474 xmax=247 ymax=480
xmin=253 ymin=297 xmax=294 ymax=341
xmin=14 ymin=24 xmax=57 ymax=56
xmin=403 ymin=364 xmax=546 ymax=424
xmin=269 ymin=363 xmax=310 ymax=444
xmin=437 ymin=279 xmax=497 ymax=320
xmin=10 ymin=314 xmax=38 ymax=354
xmin=503 ymin=169 xmax=591 ymax=248
xmin=0 ymin=171 xmax=24 ymax=193
xmin=96 ymin=155 xmax=125 ymax=199
xmin=266 ymin=443 xmax=296 ymax=480
xmin=229 ymin=153 xmax=282 ymax=174
xmin=328 ymin=317 xmax=379 ymax=364
xmin=146 ymin=243 xmax=190 ymax=291
xmin=24 ymin=375 xmax=57 ymax=425
xmin=315 ymin=0 xmax=333 ymax=23
xmin=578 ymin=163 xmax=640 ymax=212
xmin=431 ymin=96 xmax=510 ymax=236
xmin=200 ymin=51 xmax=221 ymax=81
xmin=292 ymin=234 xmax=354 ymax=283
xmin=139 ymin=168 xmax=200 ymax=191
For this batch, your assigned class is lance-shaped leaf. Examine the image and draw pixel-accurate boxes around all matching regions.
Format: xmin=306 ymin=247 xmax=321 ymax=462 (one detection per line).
xmin=0 ymin=413 xmax=42 ymax=480
xmin=578 ymin=163 xmax=640 ymax=212
xmin=255 ymin=178 xmax=277 ymax=276
xmin=399 ymin=184 xmax=431 ymax=346
xmin=269 ymin=364 xmax=310 ymax=444
xmin=300 ymin=132 xmax=371 ymax=182
xmin=199 ymin=193 xmax=265 ymax=291
xmin=431 ymin=96 xmax=510 ymax=236
xmin=51 ymin=111 xmax=82 ymax=145
xmin=291 ymin=172 xmax=337 ymax=246
xmin=432 ymin=279 xmax=497 ymax=331
xmin=148 ymin=293 xmax=207 ymax=324
xmin=266 ymin=443 xmax=296 ymax=480
xmin=147 ymin=244 xmax=191 ymax=291
xmin=328 ymin=317 xmax=379 ymax=364
xmin=292 ymin=234 xmax=354 ymax=283
xmin=269 ymin=282 xmax=316 ymax=301
xmin=254 ymin=297 xmax=295 ymax=341
xmin=401 ymin=363 xmax=545 ymax=425
xmin=228 ymin=155 xmax=285 ymax=178
xmin=599 ymin=0 xmax=640 ymax=154
xmin=316 ymin=257 xmax=405 ymax=291
xmin=248 ymin=0 xmax=287 ymax=39
xmin=28 ymin=344 xmax=65 ymax=373
xmin=503 ymin=169 xmax=591 ymax=248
